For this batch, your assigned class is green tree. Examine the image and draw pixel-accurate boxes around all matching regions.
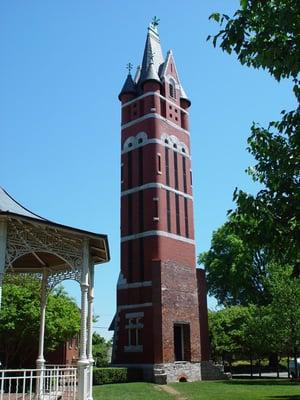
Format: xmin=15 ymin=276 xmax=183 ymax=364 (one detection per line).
xmin=92 ymin=332 xmax=112 ymax=367
xmin=0 ymin=275 xmax=80 ymax=368
xmin=209 ymin=305 xmax=274 ymax=371
xmin=209 ymin=306 xmax=250 ymax=364
xmin=267 ymin=264 xmax=300 ymax=360
xmin=209 ymin=0 xmax=300 ymax=272
xmin=199 ymin=223 xmax=270 ymax=306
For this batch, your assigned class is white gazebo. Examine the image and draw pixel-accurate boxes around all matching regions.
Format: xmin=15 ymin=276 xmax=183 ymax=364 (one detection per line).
xmin=0 ymin=187 xmax=110 ymax=400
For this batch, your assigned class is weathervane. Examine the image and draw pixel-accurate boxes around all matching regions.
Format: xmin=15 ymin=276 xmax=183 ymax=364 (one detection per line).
xmin=151 ymin=16 xmax=160 ymax=29
xmin=126 ymin=62 xmax=133 ymax=74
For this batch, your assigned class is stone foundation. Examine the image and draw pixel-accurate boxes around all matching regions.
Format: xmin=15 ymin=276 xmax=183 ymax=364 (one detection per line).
xmin=113 ymin=361 xmax=228 ymax=383
xmin=153 ymin=362 xmax=201 ymax=383
xmin=200 ymin=361 xmax=230 ymax=380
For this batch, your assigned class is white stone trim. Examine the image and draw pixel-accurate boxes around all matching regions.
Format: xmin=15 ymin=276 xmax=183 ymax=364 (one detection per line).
xmin=121 ymin=230 xmax=195 ymax=245
xmin=118 ymin=302 xmax=152 ymax=311
xmin=121 ymin=113 xmax=189 ymax=136
xmin=125 ymin=311 xmax=144 ymax=319
xmin=118 ymin=280 xmax=152 ymax=290
xmin=124 ymin=345 xmax=143 ymax=353
xmin=121 ymin=182 xmax=193 ymax=200
xmin=121 ymin=137 xmax=190 ymax=158
xmin=121 ymin=92 xmax=189 ymax=115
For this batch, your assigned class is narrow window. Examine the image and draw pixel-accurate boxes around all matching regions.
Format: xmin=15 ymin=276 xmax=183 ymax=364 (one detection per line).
xmin=174 ymin=324 xmax=191 ymax=361
xmin=128 ymin=194 xmax=133 ymax=235
xmin=165 ymin=147 xmax=170 ymax=186
xmin=174 ymin=152 xmax=178 ymax=190
xmin=139 ymin=191 xmax=144 ymax=232
xmin=128 ymin=152 xmax=132 ymax=188
xmin=157 ymin=153 xmax=162 ymax=174
xmin=184 ymin=198 xmax=189 ymax=238
xmin=139 ymin=238 xmax=144 ymax=282
xmin=175 ymin=194 xmax=180 ymax=235
xmin=169 ymin=80 xmax=176 ymax=99
xmin=182 ymin=156 xmax=187 ymax=193
xmin=125 ymin=313 xmax=144 ymax=352
xmin=190 ymin=169 xmax=193 ymax=186
xmin=153 ymin=197 xmax=159 ymax=220
xmin=166 ymin=191 xmax=171 ymax=232
xmin=139 ymin=147 xmax=143 ymax=185
xmin=127 ymin=241 xmax=133 ymax=283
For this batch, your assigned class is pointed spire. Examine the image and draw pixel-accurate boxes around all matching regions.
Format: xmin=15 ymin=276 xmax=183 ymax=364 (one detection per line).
xmin=138 ymin=18 xmax=164 ymax=86
xmin=118 ymin=63 xmax=136 ymax=100
xmin=140 ymin=51 xmax=161 ymax=86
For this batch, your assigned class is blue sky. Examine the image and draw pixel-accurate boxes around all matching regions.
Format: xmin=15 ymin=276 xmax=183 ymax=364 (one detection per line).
xmin=0 ymin=1 xmax=296 ymax=339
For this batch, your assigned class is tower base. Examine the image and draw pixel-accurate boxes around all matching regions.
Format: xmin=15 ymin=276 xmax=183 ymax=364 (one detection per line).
xmin=112 ymin=361 xmax=229 ymax=383
xmin=153 ymin=362 xmax=201 ymax=384
xmin=112 ymin=362 xmax=201 ymax=383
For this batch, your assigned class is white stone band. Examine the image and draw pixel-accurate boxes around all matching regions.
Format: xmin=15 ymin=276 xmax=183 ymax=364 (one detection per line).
xmin=121 ymin=230 xmax=195 ymax=245
xmin=121 ymin=113 xmax=189 ymax=136
xmin=121 ymin=182 xmax=193 ymax=200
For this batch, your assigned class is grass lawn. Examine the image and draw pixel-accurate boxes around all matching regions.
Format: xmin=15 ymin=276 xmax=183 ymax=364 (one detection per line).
xmin=93 ymin=382 xmax=173 ymax=399
xmin=172 ymin=379 xmax=300 ymax=399
xmin=93 ymin=379 xmax=300 ymax=400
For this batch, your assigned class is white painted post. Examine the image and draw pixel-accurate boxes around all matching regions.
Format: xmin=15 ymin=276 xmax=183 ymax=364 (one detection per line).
xmin=77 ymin=239 xmax=90 ymax=400
xmin=0 ymin=220 xmax=7 ymax=311
xmin=87 ymin=262 xmax=95 ymax=400
xmin=36 ymin=267 xmax=48 ymax=397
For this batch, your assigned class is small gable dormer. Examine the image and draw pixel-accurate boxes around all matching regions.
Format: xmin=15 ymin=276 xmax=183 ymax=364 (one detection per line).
xmin=160 ymin=50 xmax=191 ymax=108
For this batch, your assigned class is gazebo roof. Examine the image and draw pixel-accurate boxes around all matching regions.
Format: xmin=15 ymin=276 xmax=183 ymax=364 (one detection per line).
xmin=0 ymin=187 xmax=45 ymax=220
xmin=0 ymin=187 xmax=110 ymax=276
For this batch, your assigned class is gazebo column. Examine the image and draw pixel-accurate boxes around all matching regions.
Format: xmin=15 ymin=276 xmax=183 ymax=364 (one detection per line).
xmin=78 ymin=239 xmax=90 ymax=400
xmin=87 ymin=262 xmax=95 ymax=400
xmin=0 ymin=220 xmax=7 ymax=311
xmin=36 ymin=268 xmax=48 ymax=396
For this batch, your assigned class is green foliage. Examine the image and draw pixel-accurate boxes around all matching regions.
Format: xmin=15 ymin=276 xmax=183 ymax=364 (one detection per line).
xmin=208 ymin=265 xmax=300 ymax=362
xmin=0 ymin=275 xmax=80 ymax=367
xmin=209 ymin=306 xmax=255 ymax=362
xmin=93 ymin=367 xmax=128 ymax=385
xmin=199 ymin=223 xmax=270 ymax=306
xmin=208 ymin=0 xmax=300 ymax=81
xmin=207 ymin=0 xmax=300 ymax=274
xmin=266 ymin=264 xmax=300 ymax=355
xmin=230 ymin=103 xmax=300 ymax=272
xmin=92 ymin=332 xmax=112 ymax=367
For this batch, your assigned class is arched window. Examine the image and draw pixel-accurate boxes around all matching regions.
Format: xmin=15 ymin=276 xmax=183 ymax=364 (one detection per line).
xmin=169 ymin=79 xmax=176 ymax=99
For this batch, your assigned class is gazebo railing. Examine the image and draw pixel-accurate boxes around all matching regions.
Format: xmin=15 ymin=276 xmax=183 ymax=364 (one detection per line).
xmin=0 ymin=366 xmax=77 ymax=400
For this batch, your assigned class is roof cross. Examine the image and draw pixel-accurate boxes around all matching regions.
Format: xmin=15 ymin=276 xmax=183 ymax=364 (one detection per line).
xmin=126 ymin=62 xmax=133 ymax=74
xmin=151 ymin=16 xmax=160 ymax=29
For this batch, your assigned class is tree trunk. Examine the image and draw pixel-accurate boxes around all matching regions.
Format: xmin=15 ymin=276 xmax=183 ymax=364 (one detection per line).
xmin=250 ymin=353 xmax=253 ymax=378
xmin=269 ymin=353 xmax=278 ymax=370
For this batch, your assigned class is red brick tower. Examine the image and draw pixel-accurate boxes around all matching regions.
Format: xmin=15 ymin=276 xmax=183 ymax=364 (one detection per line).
xmin=111 ymin=20 xmax=209 ymax=383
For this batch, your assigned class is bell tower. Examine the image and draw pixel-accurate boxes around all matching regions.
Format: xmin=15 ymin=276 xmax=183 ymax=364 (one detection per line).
xmin=111 ymin=20 xmax=209 ymax=383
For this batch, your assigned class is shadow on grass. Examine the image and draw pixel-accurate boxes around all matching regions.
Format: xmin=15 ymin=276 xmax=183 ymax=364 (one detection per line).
xmin=225 ymin=379 xmax=300 ymax=386
xmin=267 ymin=396 xmax=300 ymax=400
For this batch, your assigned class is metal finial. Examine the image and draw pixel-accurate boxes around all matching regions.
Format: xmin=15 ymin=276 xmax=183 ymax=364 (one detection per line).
xmin=126 ymin=62 xmax=133 ymax=74
xmin=151 ymin=16 xmax=160 ymax=28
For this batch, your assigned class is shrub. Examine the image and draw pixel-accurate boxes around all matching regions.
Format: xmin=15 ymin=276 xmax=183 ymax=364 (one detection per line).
xmin=93 ymin=368 xmax=128 ymax=385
